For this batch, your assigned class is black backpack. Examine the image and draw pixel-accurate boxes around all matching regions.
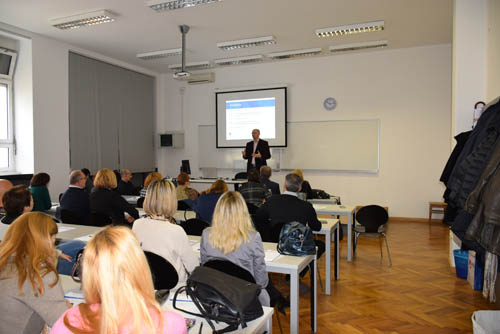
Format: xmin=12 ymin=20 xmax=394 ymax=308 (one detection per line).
xmin=277 ymin=222 xmax=316 ymax=256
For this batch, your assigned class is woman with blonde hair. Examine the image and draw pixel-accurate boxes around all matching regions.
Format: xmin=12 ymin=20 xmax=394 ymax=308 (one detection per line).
xmin=140 ymin=172 xmax=163 ymax=197
xmin=192 ymin=179 xmax=228 ymax=222
xmin=0 ymin=212 xmax=69 ymax=334
xmin=52 ymin=226 xmax=187 ymax=334
xmin=292 ymin=168 xmax=313 ymax=200
xmin=200 ymin=191 xmax=270 ymax=306
xmin=90 ymin=168 xmax=138 ymax=225
xmin=133 ymin=179 xmax=198 ymax=291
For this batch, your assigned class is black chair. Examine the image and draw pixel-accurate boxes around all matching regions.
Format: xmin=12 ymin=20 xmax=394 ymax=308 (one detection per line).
xmin=136 ymin=197 xmax=145 ymax=208
xmin=180 ymin=218 xmax=209 ymax=236
xmin=246 ymin=202 xmax=259 ymax=215
xmin=354 ymin=205 xmax=392 ymax=266
xmin=144 ymin=251 xmax=179 ymax=290
xmin=60 ymin=209 xmax=82 ymax=225
xmin=234 ymin=172 xmax=248 ymax=191
xmin=89 ymin=212 xmax=112 ymax=227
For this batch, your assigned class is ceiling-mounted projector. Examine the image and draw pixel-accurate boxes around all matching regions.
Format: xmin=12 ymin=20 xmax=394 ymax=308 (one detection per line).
xmin=173 ymin=24 xmax=191 ymax=79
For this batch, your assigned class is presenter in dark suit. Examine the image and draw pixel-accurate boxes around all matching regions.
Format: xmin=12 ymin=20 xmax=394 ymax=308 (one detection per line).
xmin=242 ymin=129 xmax=271 ymax=172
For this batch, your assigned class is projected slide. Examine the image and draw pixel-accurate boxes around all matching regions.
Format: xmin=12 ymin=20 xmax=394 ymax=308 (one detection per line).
xmin=226 ymin=98 xmax=276 ymax=140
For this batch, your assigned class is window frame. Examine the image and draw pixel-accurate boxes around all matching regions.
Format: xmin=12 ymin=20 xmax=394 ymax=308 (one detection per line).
xmin=0 ymin=78 xmax=15 ymax=172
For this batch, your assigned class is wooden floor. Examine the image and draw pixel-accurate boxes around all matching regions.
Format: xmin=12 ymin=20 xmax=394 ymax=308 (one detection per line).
xmin=271 ymin=220 xmax=499 ymax=334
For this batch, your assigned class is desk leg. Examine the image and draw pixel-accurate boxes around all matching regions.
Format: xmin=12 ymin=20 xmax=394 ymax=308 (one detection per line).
xmin=266 ymin=313 xmax=273 ymax=334
xmin=335 ymin=224 xmax=339 ymax=280
xmin=347 ymin=213 xmax=353 ymax=262
xmin=290 ymin=270 xmax=299 ymax=334
xmin=325 ymin=228 xmax=331 ymax=295
xmin=313 ymin=257 xmax=318 ymax=333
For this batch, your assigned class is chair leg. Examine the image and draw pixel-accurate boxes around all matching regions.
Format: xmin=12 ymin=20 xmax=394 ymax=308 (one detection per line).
xmin=383 ymin=233 xmax=392 ymax=267
xmin=353 ymin=232 xmax=359 ymax=255
xmin=379 ymin=236 xmax=383 ymax=259
xmin=317 ymin=260 xmax=324 ymax=291
xmin=275 ymin=308 xmax=283 ymax=334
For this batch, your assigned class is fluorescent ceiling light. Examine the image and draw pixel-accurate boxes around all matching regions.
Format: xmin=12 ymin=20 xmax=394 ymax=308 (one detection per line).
xmin=147 ymin=0 xmax=222 ymax=12
xmin=267 ymin=48 xmax=322 ymax=59
xmin=136 ymin=48 xmax=183 ymax=60
xmin=50 ymin=10 xmax=115 ymax=30
xmin=217 ymin=36 xmax=276 ymax=51
xmin=214 ymin=55 xmax=264 ymax=66
xmin=329 ymin=40 xmax=388 ymax=53
xmin=168 ymin=61 xmax=212 ymax=71
xmin=316 ymin=20 xmax=384 ymax=37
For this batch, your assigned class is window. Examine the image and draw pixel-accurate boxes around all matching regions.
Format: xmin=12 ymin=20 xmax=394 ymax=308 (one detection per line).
xmin=0 ymin=80 xmax=14 ymax=171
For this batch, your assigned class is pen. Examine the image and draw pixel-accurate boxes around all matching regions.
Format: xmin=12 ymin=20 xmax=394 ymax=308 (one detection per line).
xmin=169 ymin=298 xmax=192 ymax=302
xmin=198 ymin=322 xmax=203 ymax=334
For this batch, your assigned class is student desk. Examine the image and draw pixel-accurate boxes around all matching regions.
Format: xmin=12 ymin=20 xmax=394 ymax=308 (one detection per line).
xmin=314 ymin=218 xmax=339 ymax=295
xmin=189 ymin=235 xmax=317 ymax=334
xmin=136 ymin=208 xmax=196 ymax=222
xmin=312 ymin=204 xmax=356 ymax=262
xmin=59 ymin=275 xmax=274 ymax=334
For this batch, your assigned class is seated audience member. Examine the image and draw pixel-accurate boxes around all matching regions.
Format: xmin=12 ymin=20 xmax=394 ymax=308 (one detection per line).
xmin=175 ymin=172 xmax=198 ymax=202
xmin=292 ymin=168 xmax=313 ymax=200
xmin=1 ymin=185 xmax=33 ymax=226
xmin=29 ymin=172 xmax=52 ymax=212
xmin=90 ymin=168 xmax=139 ymax=225
xmin=81 ymin=168 xmax=93 ymax=194
xmin=116 ymin=169 xmax=140 ymax=196
xmin=140 ymin=172 xmax=163 ymax=197
xmin=133 ymin=179 xmax=197 ymax=291
xmin=59 ymin=170 xmax=90 ymax=224
xmin=192 ymin=179 xmax=228 ymax=223
xmin=0 ymin=212 xmax=70 ymax=334
xmin=260 ymin=166 xmax=280 ymax=195
xmin=52 ymin=226 xmax=187 ymax=334
xmin=0 ymin=179 xmax=13 ymax=214
xmin=200 ymin=191 xmax=270 ymax=307
xmin=238 ymin=169 xmax=271 ymax=208
xmin=255 ymin=173 xmax=324 ymax=258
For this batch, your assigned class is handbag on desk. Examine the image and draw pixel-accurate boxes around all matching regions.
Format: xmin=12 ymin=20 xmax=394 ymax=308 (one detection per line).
xmin=277 ymin=222 xmax=316 ymax=256
xmin=173 ymin=266 xmax=263 ymax=334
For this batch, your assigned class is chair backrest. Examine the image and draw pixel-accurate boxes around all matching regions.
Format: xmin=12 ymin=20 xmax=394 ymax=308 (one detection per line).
xmin=136 ymin=197 xmax=145 ymax=208
xmin=356 ymin=205 xmax=389 ymax=233
xmin=89 ymin=212 xmax=112 ymax=227
xmin=180 ymin=218 xmax=209 ymax=236
xmin=144 ymin=251 xmax=179 ymax=290
xmin=204 ymin=259 xmax=256 ymax=283
xmin=234 ymin=172 xmax=248 ymax=180
xmin=246 ymin=202 xmax=259 ymax=215
xmin=60 ymin=209 xmax=82 ymax=225
xmin=177 ymin=200 xmax=192 ymax=211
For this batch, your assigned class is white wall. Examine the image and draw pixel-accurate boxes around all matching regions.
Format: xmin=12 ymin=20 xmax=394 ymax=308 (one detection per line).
xmin=0 ymin=22 xmax=159 ymax=200
xmin=157 ymin=44 xmax=452 ymax=218
xmin=487 ymin=0 xmax=500 ymax=101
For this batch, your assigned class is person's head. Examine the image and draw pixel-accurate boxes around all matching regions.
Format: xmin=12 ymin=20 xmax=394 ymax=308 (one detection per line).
xmin=209 ymin=191 xmax=255 ymax=254
xmin=2 ymin=185 xmax=33 ymax=216
xmin=69 ymin=170 xmax=86 ymax=188
xmin=0 ymin=179 xmax=13 ymax=207
xmin=247 ymin=169 xmax=260 ymax=182
xmin=81 ymin=168 xmax=91 ymax=179
xmin=0 ymin=212 xmax=59 ymax=296
xmin=93 ymin=168 xmax=117 ymax=189
xmin=252 ymin=129 xmax=260 ymax=141
xmin=30 ymin=172 xmax=50 ymax=187
xmin=291 ymin=169 xmax=304 ymax=181
xmin=143 ymin=179 xmax=177 ymax=220
xmin=260 ymin=166 xmax=272 ymax=180
xmin=120 ymin=169 xmax=132 ymax=182
xmin=67 ymin=226 xmax=161 ymax=334
xmin=143 ymin=172 xmax=163 ymax=188
xmin=177 ymin=172 xmax=190 ymax=186
xmin=206 ymin=179 xmax=228 ymax=194
xmin=284 ymin=173 xmax=302 ymax=193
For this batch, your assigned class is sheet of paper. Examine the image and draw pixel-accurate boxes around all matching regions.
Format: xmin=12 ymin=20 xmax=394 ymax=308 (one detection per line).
xmin=65 ymin=288 xmax=85 ymax=306
xmin=191 ymin=242 xmax=201 ymax=252
xmin=265 ymin=249 xmax=281 ymax=262
xmin=57 ymin=226 xmax=76 ymax=233
xmin=74 ymin=235 xmax=93 ymax=242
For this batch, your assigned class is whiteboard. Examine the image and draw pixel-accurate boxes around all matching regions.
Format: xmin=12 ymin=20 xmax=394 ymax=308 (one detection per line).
xmin=281 ymin=120 xmax=379 ymax=172
xmin=198 ymin=120 xmax=379 ymax=172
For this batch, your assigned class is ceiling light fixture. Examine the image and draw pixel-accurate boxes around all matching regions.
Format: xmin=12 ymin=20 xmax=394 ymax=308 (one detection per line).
xmin=147 ymin=0 xmax=222 ymax=12
xmin=50 ymin=10 xmax=115 ymax=30
xmin=316 ymin=20 xmax=384 ymax=37
xmin=136 ymin=48 xmax=183 ymax=60
xmin=214 ymin=55 xmax=264 ymax=66
xmin=267 ymin=48 xmax=322 ymax=60
xmin=329 ymin=40 xmax=388 ymax=53
xmin=168 ymin=61 xmax=212 ymax=71
xmin=217 ymin=36 xmax=276 ymax=51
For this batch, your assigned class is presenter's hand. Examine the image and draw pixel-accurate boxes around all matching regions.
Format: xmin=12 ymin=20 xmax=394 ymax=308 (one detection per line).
xmin=242 ymin=149 xmax=246 ymax=158
xmin=253 ymin=152 xmax=262 ymax=159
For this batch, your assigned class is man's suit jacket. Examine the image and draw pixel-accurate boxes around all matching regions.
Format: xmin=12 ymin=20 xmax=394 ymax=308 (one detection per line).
xmin=244 ymin=139 xmax=271 ymax=171
xmin=59 ymin=187 xmax=90 ymax=224
xmin=260 ymin=177 xmax=280 ymax=195
xmin=90 ymin=188 xmax=139 ymax=222
xmin=255 ymin=193 xmax=321 ymax=241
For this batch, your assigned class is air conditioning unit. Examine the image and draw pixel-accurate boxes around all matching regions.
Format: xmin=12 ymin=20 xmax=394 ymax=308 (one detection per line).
xmin=185 ymin=72 xmax=215 ymax=85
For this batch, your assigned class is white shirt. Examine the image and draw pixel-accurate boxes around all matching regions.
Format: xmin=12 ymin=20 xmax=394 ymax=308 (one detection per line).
xmin=252 ymin=139 xmax=259 ymax=165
